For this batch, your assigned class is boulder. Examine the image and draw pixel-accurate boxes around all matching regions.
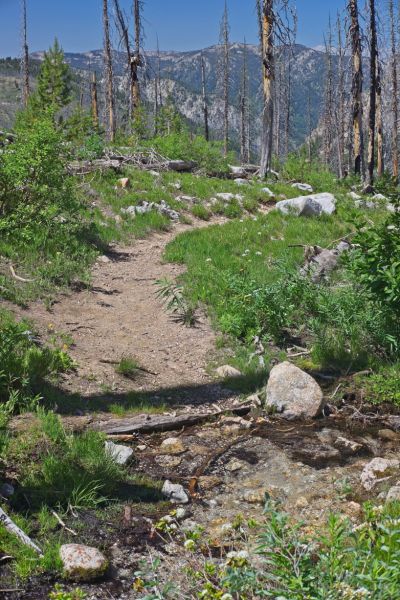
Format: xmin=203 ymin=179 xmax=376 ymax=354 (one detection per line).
xmin=166 ymin=160 xmax=196 ymax=172
xmin=360 ymin=457 xmax=400 ymax=491
xmin=105 ymin=441 xmax=134 ymax=465
xmin=276 ymin=193 xmax=336 ymax=217
xmin=162 ymin=480 xmax=189 ymax=504
xmin=265 ymin=362 xmax=324 ymax=419
xmin=291 ymin=182 xmax=314 ymax=193
xmin=60 ymin=544 xmax=108 ymax=581
xmin=216 ymin=365 xmax=242 ymax=379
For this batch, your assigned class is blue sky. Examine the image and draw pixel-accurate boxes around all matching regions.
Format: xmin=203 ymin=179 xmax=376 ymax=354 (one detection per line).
xmin=0 ymin=0 xmax=347 ymax=57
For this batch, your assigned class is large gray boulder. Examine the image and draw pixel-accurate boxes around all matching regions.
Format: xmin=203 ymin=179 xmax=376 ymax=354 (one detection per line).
xmin=60 ymin=544 xmax=109 ymax=581
xmin=265 ymin=362 xmax=324 ymax=419
xmin=105 ymin=441 xmax=134 ymax=465
xmin=276 ymin=193 xmax=336 ymax=217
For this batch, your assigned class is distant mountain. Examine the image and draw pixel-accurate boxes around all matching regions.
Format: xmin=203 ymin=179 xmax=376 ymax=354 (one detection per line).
xmin=1 ymin=43 xmax=330 ymax=153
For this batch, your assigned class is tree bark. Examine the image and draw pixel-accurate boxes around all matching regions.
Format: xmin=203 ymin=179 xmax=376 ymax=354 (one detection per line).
xmin=389 ymin=0 xmax=398 ymax=179
xmin=201 ymin=52 xmax=209 ymax=142
xmin=91 ymin=71 xmax=99 ymax=129
xmin=367 ymin=0 xmax=377 ymax=186
xmin=219 ymin=1 xmax=230 ymax=156
xmin=259 ymin=0 xmax=274 ymax=178
xmin=103 ymin=0 xmax=116 ymax=142
xmin=337 ymin=12 xmax=345 ymax=177
xmin=376 ymin=61 xmax=384 ymax=176
xmin=21 ymin=0 xmax=30 ymax=107
xmin=348 ymin=0 xmax=364 ymax=176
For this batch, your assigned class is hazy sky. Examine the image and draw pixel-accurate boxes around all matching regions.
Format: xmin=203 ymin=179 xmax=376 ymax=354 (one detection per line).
xmin=0 ymin=0 xmax=359 ymax=57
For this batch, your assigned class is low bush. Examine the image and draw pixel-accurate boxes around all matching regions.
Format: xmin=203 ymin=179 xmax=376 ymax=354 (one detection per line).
xmin=0 ymin=310 xmax=73 ymax=413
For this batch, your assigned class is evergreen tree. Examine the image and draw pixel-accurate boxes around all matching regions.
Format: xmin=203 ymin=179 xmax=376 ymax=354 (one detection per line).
xmin=36 ymin=39 xmax=72 ymax=110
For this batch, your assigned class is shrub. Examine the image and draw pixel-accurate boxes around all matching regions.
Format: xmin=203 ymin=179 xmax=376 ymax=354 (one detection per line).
xmin=0 ymin=310 xmax=73 ymax=412
xmin=348 ymin=202 xmax=400 ymax=314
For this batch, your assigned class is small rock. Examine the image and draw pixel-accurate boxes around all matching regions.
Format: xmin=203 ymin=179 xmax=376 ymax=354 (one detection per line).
xmin=378 ymin=429 xmax=399 ymax=442
xmin=169 ymin=182 xmax=182 ymax=190
xmin=386 ymin=486 xmax=400 ymax=502
xmin=160 ymin=437 xmax=185 ymax=455
xmin=333 ymin=436 xmax=363 ymax=456
xmin=348 ymin=191 xmax=362 ymax=200
xmin=243 ymin=489 xmax=266 ymax=504
xmin=229 ymin=165 xmax=247 ymax=177
xmin=0 ymin=483 xmax=15 ymax=498
xmin=162 ymin=480 xmax=189 ymax=504
xmin=226 ymin=459 xmax=244 ymax=472
xmin=198 ymin=475 xmax=223 ymax=490
xmin=373 ymin=193 xmax=387 ymax=201
xmin=105 ymin=441 xmax=134 ymax=465
xmin=360 ymin=457 xmax=400 ymax=491
xmin=343 ymin=501 xmax=362 ymax=518
xmin=216 ymin=192 xmax=243 ymax=202
xmin=221 ymin=425 xmax=241 ymax=435
xmin=117 ymin=177 xmax=130 ymax=189
xmin=235 ymin=178 xmax=250 ymax=186
xmin=155 ymin=455 xmax=182 ymax=468
xmin=291 ymin=182 xmax=314 ymax=193
xmin=149 ymin=170 xmax=160 ymax=177
xmin=97 ymin=255 xmax=110 ymax=264
xmin=261 ymin=187 xmax=275 ymax=197
xmin=60 ymin=544 xmax=108 ymax=582
xmin=175 ymin=507 xmax=187 ymax=520
xmin=216 ymin=365 xmax=242 ymax=379
xmin=247 ymin=393 xmax=262 ymax=407
xmin=296 ymin=445 xmax=340 ymax=465
xmin=295 ymin=496 xmax=309 ymax=509
xmin=220 ymin=415 xmax=251 ymax=429
xmin=137 ymin=444 xmax=147 ymax=451
xmin=265 ymin=362 xmax=324 ymax=419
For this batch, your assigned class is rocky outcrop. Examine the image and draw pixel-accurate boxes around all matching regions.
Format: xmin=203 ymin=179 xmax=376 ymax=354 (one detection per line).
xmin=265 ymin=362 xmax=324 ymax=419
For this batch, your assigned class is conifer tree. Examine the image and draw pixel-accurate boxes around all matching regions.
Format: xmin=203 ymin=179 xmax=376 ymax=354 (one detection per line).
xmin=36 ymin=39 xmax=72 ymax=110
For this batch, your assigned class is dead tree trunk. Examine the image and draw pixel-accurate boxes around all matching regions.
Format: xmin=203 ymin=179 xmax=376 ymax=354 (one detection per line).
xmin=200 ymin=51 xmax=209 ymax=142
xmin=367 ymin=0 xmax=377 ymax=186
xmin=259 ymin=0 xmax=274 ymax=178
xmin=389 ymin=0 xmax=399 ymax=180
xmin=103 ymin=0 xmax=116 ymax=142
xmin=323 ymin=21 xmax=334 ymax=168
xmin=91 ymin=71 xmax=99 ymax=129
xmin=21 ymin=0 xmax=30 ymax=106
xmin=307 ymin=92 xmax=312 ymax=162
xmin=376 ymin=60 xmax=384 ymax=176
xmin=337 ymin=12 xmax=346 ymax=177
xmin=219 ymin=1 xmax=230 ymax=156
xmin=132 ymin=0 xmax=142 ymax=113
xmin=240 ymin=41 xmax=250 ymax=163
xmin=348 ymin=0 xmax=364 ymax=176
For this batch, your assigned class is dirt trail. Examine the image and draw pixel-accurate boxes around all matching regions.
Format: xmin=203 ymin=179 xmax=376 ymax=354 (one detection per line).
xmin=22 ymin=219 xmax=230 ymax=406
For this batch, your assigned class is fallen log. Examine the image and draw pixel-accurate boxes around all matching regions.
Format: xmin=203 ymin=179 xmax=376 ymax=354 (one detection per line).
xmin=93 ymin=403 xmax=253 ymax=435
xmin=67 ymin=155 xmax=197 ymax=176
xmin=0 ymin=507 xmax=43 ymax=555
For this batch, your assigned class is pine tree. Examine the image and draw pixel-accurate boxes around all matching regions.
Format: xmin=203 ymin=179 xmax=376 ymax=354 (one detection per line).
xmin=36 ymin=39 xmax=72 ymax=110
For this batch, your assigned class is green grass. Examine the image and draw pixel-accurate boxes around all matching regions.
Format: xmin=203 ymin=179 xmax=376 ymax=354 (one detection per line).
xmin=356 ymin=364 xmax=400 ymax=407
xmin=115 ymin=355 xmax=141 ymax=379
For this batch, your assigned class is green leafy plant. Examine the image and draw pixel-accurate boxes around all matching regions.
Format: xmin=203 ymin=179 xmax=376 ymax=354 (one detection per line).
xmin=49 ymin=584 xmax=87 ymax=600
xmin=115 ymin=355 xmax=141 ymax=379
xmin=156 ymin=278 xmax=199 ymax=327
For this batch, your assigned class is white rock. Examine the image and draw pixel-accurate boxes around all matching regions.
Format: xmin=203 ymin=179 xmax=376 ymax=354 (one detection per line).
xmin=348 ymin=191 xmax=362 ymax=200
xmin=276 ymin=193 xmax=336 ymax=217
xmin=261 ymin=187 xmax=275 ymax=197
xmin=216 ymin=365 xmax=242 ymax=378
xmin=60 ymin=544 xmax=108 ymax=581
xmin=97 ymin=255 xmax=110 ymax=264
xmin=373 ymin=193 xmax=387 ymax=201
xmin=235 ymin=178 xmax=250 ymax=186
xmin=216 ymin=193 xmax=243 ymax=202
xmin=360 ymin=458 xmax=400 ymax=491
xmin=265 ymin=362 xmax=324 ymax=419
xmin=149 ymin=170 xmax=160 ymax=177
xmin=386 ymin=486 xmax=400 ymax=502
xmin=291 ymin=182 xmax=314 ymax=193
xmin=162 ymin=480 xmax=189 ymax=504
xmin=105 ymin=441 xmax=134 ymax=465
xmin=229 ymin=165 xmax=247 ymax=177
